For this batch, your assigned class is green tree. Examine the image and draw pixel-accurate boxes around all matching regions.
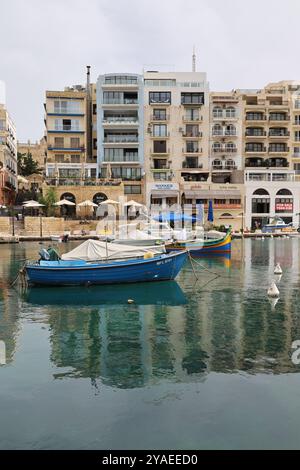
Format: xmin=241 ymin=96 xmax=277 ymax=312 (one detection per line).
xmin=39 ymin=188 xmax=57 ymax=216
xmin=17 ymin=151 xmax=42 ymax=177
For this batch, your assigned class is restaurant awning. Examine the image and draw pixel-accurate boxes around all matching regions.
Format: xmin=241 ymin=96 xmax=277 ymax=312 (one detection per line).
xmin=151 ymin=190 xmax=179 ymax=198
xmin=184 ymin=190 xmax=241 ymax=199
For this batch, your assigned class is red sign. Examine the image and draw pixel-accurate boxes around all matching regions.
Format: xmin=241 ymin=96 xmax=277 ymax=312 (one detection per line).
xmin=275 ymin=202 xmax=293 ymax=212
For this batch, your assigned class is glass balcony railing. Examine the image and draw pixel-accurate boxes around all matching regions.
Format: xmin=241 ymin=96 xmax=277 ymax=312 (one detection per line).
xmin=104 ymin=135 xmax=138 ymax=143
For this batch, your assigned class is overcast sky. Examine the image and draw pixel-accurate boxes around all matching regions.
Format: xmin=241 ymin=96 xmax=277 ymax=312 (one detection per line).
xmin=2 ymin=0 xmax=300 ymax=141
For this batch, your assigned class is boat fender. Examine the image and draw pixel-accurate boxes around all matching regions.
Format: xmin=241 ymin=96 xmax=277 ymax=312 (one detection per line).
xmin=144 ymin=252 xmax=154 ymax=259
xmin=267 ymin=280 xmax=280 ymax=298
xmin=274 ymin=263 xmax=283 ymax=275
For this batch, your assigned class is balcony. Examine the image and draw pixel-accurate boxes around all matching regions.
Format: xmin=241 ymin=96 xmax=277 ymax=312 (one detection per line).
xmin=151 ymin=114 xmax=169 ymax=121
xmin=268 ymin=146 xmax=289 ymax=154
xmin=183 ymin=116 xmax=202 ymax=123
xmin=245 ymin=146 xmax=267 ymax=153
xmin=245 ymin=158 xmax=289 ymax=168
xmin=104 ymin=154 xmax=139 ymax=163
xmin=269 ymin=115 xmax=290 ymax=122
xmin=50 ymin=126 xmax=84 ymax=133
xmin=212 ymin=164 xmax=237 ymax=171
xmin=183 ymin=147 xmax=202 ymax=154
xmin=212 ymin=146 xmax=237 ymax=153
xmin=268 ymin=131 xmax=290 ymax=138
xmin=212 ymin=112 xmax=237 ymax=120
xmin=102 ymin=117 xmax=139 ymax=125
xmin=245 ymin=130 xmax=267 ymax=137
xmin=48 ymin=145 xmax=85 ymax=151
xmin=245 ymin=115 xmax=266 ymax=121
xmin=46 ymin=177 xmax=123 ymax=187
xmin=103 ymin=98 xmax=138 ymax=105
xmin=104 ymin=135 xmax=138 ymax=143
xmin=182 ymin=132 xmax=202 ymax=138
xmin=212 ymin=130 xmax=237 ymax=137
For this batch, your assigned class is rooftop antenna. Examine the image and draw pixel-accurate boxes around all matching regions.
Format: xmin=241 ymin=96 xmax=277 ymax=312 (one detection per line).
xmin=192 ymin=46 xmax=196 ymax=72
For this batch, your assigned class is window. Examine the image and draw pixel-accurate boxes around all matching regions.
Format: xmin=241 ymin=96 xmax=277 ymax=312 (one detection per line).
xmin=246 ymin=113 xmax=264 ymax=120
xmin=213 ymin=107 xmax=223 ymax=118
xmin=229 ymin=199 xmax=241 ymax=205
xmin=212 ymin=142 xmax=221 ymax=151
xmin=153 ymin=140 xmax=167 ymax=153
xmin=54 ymin=137 xmax=64 ymax=148
xmin=269 ymin=113 xmax=287 ymax=121
xmin=225 ymin=107 xmax=236 ymax=118
xmin=59 ymin=169 xmax=81 ymax=178
xmin=253 ymin=189 xmax=270 ymax=196
xmin=294 ymin=163 xmax=300 ymax=174
xmin=54 ymin=119 xmax=80 ymax=131
xmin=214 ymin=199 xmax=226 ymax=204
xmin=181 ymin=93 xmax=204 ymax=105
xmin=185 ymin=124 xmax=199 ymax=137
xmin=246 ymin=127 xmax=264 ymax=136
xmin=212 ymin=159 xmax=222 ymax=168
xmin=225 ymin=124 xmax=236 ymax=135
xmin=295 ymin=131 xmax=300 ymax=141
xmin=103 ymin=91 xmax=122 ymax=104
xmin=246 ymin=143 xmax=265 ymax=151
xmin=93 ymin=138 xmax=97 ymax=150
xmin=153 ymin=159 xmax=167 ymax=169
xmin=252 ymin=198 xmax=270 ymax=213
xmin=111 ymin=167 xmax=141 ymax=180
xmin=212 ymin=124 xmax=222 ymax=135
xmin=71 ymin=155 xmax=80 ymax=163
xmin=225 ymin=142 xmax=236 ymax=151
xmin=185 ymin=108 xmax=199 ymax=121
xmin=124 ymin=185 xmax=142 ymax=194
xmin=153 ymin=109 xmax=166 ymax=120
xmin=295 ymin=115 xmax=300 ymax=125
xmin=0 ymin=120 xmax=5 ymax=131
xmin=149 ymin=92 xmax=171 ymax=104
xmin=93 ymin=104 xmax=97 ymax=115
xmin=186 ymin=141 xmax=199 ymax=153
xmin=53 ymin=100 xmax=80 ymax=114
xmin=153 ymin=124 xmax=167 ymax=137
xmin=70 ymin=137 xmax=80 ymax=148
xmin=105 ymin=75 xmax=138 ymax=85
xmin=104 ymin=148 xmax=139 ymax=162
xmin=55 ymin=154 xmax=64 ymax=163
xmin=269 ymin=143 xmax=287 ymax=152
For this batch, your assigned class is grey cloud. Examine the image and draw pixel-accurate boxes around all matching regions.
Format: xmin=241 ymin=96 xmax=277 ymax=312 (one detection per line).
xmin=1 ymin=0 xmax=300 ymax=140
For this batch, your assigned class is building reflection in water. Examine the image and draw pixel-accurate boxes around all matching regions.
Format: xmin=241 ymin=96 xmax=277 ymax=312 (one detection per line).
xmin=2 ymin=239 xmax=300 ymax=385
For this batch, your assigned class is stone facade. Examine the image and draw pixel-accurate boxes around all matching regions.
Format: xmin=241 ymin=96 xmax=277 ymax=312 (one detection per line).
xmin=0 ymin=104 xmax=17 ymax=205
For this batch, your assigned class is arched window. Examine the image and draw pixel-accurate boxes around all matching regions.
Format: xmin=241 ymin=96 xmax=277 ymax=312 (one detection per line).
xmin=225 ymin=159 xmax=235 ymax=169
xmin=225 ymin=142 xmax=236 ymax=151
xmin=213 ymin=106 xmax=223 ymax=118
xmin=253 ymin=188 xmax=270 ymax=196
xmin=93 ymin=192 xmax=108 ymax=205
xmin=220 ymin=213 xmax=233 ymax=218
xmin=212 ymin=159 xmax=222 ymax=168
xmin=61 ymin=192 xmax=76 ymax=203
xmin=212 ymin=142 xmax=221 ymax=151
xmin=212 ymin=124 xmax=222 ymax=135
xmin=276 ymin=189 xmax=292 ymax=196
xmin=225 ymin=106 xmax=236 ymax=118
xmin=225 ymin=124 xmax=236 ymax=136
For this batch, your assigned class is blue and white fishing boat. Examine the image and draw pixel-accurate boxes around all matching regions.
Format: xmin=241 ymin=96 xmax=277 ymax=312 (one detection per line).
xmin=24 ymin=239 xmax=187 ymax=286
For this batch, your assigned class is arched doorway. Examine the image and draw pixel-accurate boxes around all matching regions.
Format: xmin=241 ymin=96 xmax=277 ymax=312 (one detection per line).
xmin=93 ymin=193 xmax=107 ymax=205
xmin=61 ymin=193 xmax=76 ymax=218
xmin=275 ymin=188 xmax=293 ymax=223
xmin=251 ymin=188 xmax=270 ymax=230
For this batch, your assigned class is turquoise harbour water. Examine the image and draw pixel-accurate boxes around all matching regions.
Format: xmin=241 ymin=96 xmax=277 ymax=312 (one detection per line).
xmin=1 ymin=238 xmax=300 ymax=450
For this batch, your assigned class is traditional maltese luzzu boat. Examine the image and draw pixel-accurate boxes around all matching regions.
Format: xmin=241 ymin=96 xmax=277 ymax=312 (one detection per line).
xmin=165 ymin=231 xmax=232 ymax=256
xmin=24 ymin=239 xmax=188 ymax=286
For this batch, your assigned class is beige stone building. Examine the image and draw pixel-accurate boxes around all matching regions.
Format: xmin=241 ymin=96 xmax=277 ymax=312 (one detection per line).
xmin=17 ymin=137 xmax=46 ymax=169
xmin=0 ymin=104 xmax=17 ymax=206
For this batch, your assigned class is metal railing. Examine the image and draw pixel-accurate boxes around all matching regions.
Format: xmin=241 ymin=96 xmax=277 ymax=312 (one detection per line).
xmin=104 ymin=135 xmax=138 ymax=143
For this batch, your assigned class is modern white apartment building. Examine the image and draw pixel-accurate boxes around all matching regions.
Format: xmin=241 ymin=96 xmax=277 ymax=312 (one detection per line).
xmin=96 ymin=73 xmax=144 ymax=198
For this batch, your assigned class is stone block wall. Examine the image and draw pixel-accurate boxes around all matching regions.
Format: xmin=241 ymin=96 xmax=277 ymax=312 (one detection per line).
xmin=0 ymin=217 xmax=11 ymax=236
xmin=23 ymin=217 xmax=65 ymax=236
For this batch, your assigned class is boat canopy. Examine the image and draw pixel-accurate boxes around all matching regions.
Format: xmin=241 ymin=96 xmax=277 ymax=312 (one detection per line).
xmin=61 ymin=239 xmax=165 ymax=261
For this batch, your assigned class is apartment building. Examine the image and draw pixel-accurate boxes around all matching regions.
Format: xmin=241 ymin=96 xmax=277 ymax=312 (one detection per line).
xmin=45 ymin=85 xmax=88 ymax=189
xmin=238 ymin=81 xmax=300 ymax=229
xmin=96 ymin=73 xmax=144 ymax=202
xmin=143 ymin=71 xmax=209 ymax=207
xmin=0 ymin=103 xmax=17 ymax=206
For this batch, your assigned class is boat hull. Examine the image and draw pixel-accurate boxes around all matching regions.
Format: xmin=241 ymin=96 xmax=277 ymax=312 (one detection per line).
xmin=25 ymin=251 xmax=188 ymax=286
xmin=166 ymin=232 xmax=231 ymax=256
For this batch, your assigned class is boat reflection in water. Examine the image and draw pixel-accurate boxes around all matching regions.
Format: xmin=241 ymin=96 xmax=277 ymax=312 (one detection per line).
xmin=24 ymin=280 xmax=187 ymax=307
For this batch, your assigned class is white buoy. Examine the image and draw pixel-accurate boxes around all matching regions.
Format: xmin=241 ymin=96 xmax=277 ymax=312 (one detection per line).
xmin=267 ymin=280 xmax=280 ymax=298
xmin=261 ymin=236 xmax=265 ymax=240
xmin=274 ymin=263 xmax=282 ymax=275
xmin=127 ymin=299 xmax=134 ymax=304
